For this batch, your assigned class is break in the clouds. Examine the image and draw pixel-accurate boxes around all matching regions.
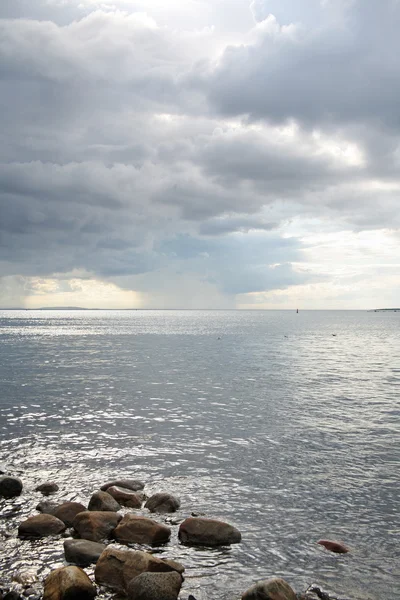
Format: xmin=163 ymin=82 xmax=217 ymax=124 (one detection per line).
xmin=0 ymin=0 xmax=399 ymax=309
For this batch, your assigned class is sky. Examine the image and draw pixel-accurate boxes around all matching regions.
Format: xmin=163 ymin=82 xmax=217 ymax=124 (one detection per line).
xmin=1 ymin=0 xmax=400 ymax=309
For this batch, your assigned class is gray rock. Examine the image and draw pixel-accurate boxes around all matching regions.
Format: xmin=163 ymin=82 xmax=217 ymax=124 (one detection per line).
xmin=178 ymin=517 xmax=241 ymax=546
xmin=0 ymin=476 xmax=23 ymax=498
xmin=145 ymin=493 xmax=180 ymax=514
xmin=242 ymin=578 xmax=297 ymax=600
xmin=113 ymin=514 xmax=171 ymax=545
xmin=18 ymin=514 xmax=66 ymax=538
xmin=36 ymin=501 xmax=59 ymax=515
xmin=73 ymin=510 xmax=121 ymax=542
xmin=64 ymin=538 xmax=106 ymax=567
xmin=35 ymin=482 xmax=59 ymax=495
xmin=43 ymin=566 xmax=96 ymax=600
xmin=53 ymin=502 xmax=86 ymax=527
xmin=88 ymin=491 xmax=120 ymax=512
xmin=127 ymin=571 xmax=182 ymax=600
xmin=101 ymin=479 xmax=144 ymax=492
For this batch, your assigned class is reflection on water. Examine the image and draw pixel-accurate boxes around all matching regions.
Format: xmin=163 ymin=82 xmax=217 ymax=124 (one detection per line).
xmin=0 ymin=310 xmax=399 ymax=599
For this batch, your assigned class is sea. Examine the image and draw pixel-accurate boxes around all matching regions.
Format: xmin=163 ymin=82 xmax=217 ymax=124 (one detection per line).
xmin=0 ymin=309 xmax=399 ymax=600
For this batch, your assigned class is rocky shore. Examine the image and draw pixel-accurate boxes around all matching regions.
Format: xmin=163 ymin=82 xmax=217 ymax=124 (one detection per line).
xmin=0 ymin=471 xmax=348 ymax=600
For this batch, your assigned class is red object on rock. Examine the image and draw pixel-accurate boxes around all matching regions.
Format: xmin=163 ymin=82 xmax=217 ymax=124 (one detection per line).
xmin=317 ymin=539 xmax=350 ymax=553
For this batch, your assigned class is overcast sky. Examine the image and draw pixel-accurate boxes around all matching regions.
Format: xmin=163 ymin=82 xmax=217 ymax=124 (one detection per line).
xmin=1 ymin=0 xmax=399 ymax=309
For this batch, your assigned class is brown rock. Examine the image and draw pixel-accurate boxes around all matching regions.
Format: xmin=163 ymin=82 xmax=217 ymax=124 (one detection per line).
xmin=145 ymin=493 xmax=180 ymax=514
xmin=88 ymin=491 xmax=120 ymax=512
xmin=36 ymin=501 xmax=59 ymax=515
xmin=178 ymin=517 xmax=241 ymax=546
xmin=101 ymin=479 xmax=144 ymax=492
xmin=64 ymin=538 xmax=106 ymax=567
xmin=0 ymin=476 xmax=23 ymax=498
xmin=113 ymin=514 xmax=171 ymax=545
xmin=317 ymin=539 xmax=350 ymax=554
xmin=53 ymin=502 xmax=86 ymax=527
xmin=18 ymin=514 xmax=66 ymax=538
xmin=73 ymin=511 xmax=121 ymax=542
xmin=127 ymin=571 xmax=182 ymax=600
xmin=43 ymin=566 xmax=96 ymax=600
xmin=95 ymin=547 xmax=183 ymax=593
xmin=35 ymin=482 xmax=59 ymax=495
xmin=106 ymin=486 xmax=143 ymax=508
xmin=242 ymin=578 xmax=297 ymax=600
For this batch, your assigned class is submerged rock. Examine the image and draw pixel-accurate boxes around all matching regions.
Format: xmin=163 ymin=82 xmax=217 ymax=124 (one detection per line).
xmin=317 ymin=539 xmax=350 ymax=554
xmin=88 ymin=491 xmax=120 ymax=512
xmin=178 ymin=517 xmax=241 ymax=546
xmin=145 ymin=493 xmax=180 ymax=514
xmin=64 ymin=538 xmax=106 ymax=567
xmin=73 ymin=510 xmax=121 ymax=542
xmin=113 ymin=514 xmax=171 ymax=545
xmin=95 ymin=547 xmax=184 ymax=593
xmin=43 ymin=566 xmax=96 ymax=600
xmin=106 ymin=486 xmax=143 ymax=508
xmin=242 ymin=578 xmax=297 ymax=600
xmin=101 ymin=479 xmax=144 ymax=492
xmin=0 ymin=476 xmax=23 ymax=499
xmin=35 ymin=482 xmax=59 ymax=495
xmin=18 ymin=515 xmax=66 ymax=538
xmin=53 ymin=502 xmax=87 ymax=527
xmin=36 ymin=501 xmax=59 ymax=515
xmin=127 ymin=571 xmax=182 ymax=600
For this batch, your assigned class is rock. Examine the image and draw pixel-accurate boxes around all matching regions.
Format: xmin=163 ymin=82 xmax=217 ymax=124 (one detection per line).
xmin=88 ymin=491 xmax=120 ymax=512
xmin=317 ymin=539 xmax=350 ymax=554
xmin=95 ymin=547 xmax=184 ymax=593
xmin=101 ymin=479 xmax=144 ymax=492
xmin=43 ymin=566 xmax=96 ymax=600
xmin=0 ymin=476 xmax=23 ymax=498
xmin=178 ymin=517 xmax=241 ymax=546
xmin=113 ymin=514 xmax=171 ymax=545
xmin=18 ymin=514 xmax=66 ymax=538
xmin=64 ymin=538 xmax=106 ymax=567
xmin=106 ymin=486 xmax=143 ymax=508
xmin=242 ymin=578 xmax=297 ymax=600
xmin=0 ymin=464 xmax=7 ymax=474
xmin=73 ymin=511 xmax=121 ymax=542
xmin=4 ymin=593 xmax=21 ymax=600
xmin=35 ymin=482 xmax=59 ymax=495
xmin=127 ymin=571 xmax=182 ymax=600
xmin=162 ymin=559 xmax=185 ymax=574
xmin=53 ymin=502 xmax=87 ymax=527
xmin=36 ymin=501 xmax=59 ymax=515
xmin=145 ymin=493 xmax=180 ymax=514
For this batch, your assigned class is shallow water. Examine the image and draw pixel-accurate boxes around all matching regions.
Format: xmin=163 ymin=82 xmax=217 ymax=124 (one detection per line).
xmin=0 ymin=310 xmax=399 ymax=599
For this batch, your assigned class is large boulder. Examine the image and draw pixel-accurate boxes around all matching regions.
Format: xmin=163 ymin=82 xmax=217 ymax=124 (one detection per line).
xmin=73 ymin=511 xmax=121 ymax=542
xmin=0 ymin=476 xmax=23 ymax=498
xmin=127 ymin=571 xmax=182 ymax=600
xmin=43 ymin=566 xmax=96 ymax=600
xmin=101 ymin=479 xmax=144 ymax=492
xmin=18 ymin=514 xmax=66 ymax=538
xmin=106 ymin=486 xmax=143 ymax=508
xmin=242 ymin=578 xmax=297 ymax=600
xmin=113 ymin=514 xmax=171 ymax=545
xmin=88 ymin=491 xmax=120 ymax=512
xmin=95 ymin=547 xmax=184 ymax=593
xmin=64 ymin=538 xmax=106 ymax=567
xmin=178 ymin=517 xmax=241 ymax=546
xmin=35 ymin=482 xmax=59 ymax=495
xmin=53 ymin=502 xmax=87 ymax=527
xmin=145 ymin=493 xmax=180 ymax=514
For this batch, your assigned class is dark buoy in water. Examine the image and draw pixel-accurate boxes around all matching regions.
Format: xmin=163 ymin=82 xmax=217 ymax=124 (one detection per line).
xmin=296 ymin=308 xmax=298 ymax=314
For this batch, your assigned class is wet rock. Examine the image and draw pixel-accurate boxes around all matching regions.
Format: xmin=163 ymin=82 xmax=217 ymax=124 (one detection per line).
xmin=88 ymin=491 xmax=120 ymax=512
xmin=242 ymin=578 xmax=297 ymax=600
xmin=178 ymin=517 xmax=241 ymax=546
xmin=4 ymin=592 xmax=22 ymax=600
xmin=0 ymin=476 xmax=23 ymax=499
xmin=127 ymin=571 xmax=182 ymax=600
xmin=101 ymin=479 xmax=144 ymax=492
xmin=162 ymin=559 xmax=185 ymax=574
xmin=73 ymin=511 xmax=121 ymax=542
xmin=12 ymin=570 xmax=38 ymax=586
xmin=95 ymin=547 xmax=184 ymax=593
xmin=317 ymin=539 xmax=350 ymax=554
xmin=18 ymin=514 xmax=66 ymax=538
xmin=36 ymin=501 xmax=59 ymax=515
xmin=64 ymin=538 xmax=106 ymax=567
xmin=43 ymin=566 xmax=96 ymax=600
xmin=145 ymin=493 xmax=180 ymax=514
xmin=35 ymin=482 xmax=59 ymax=495
xmin=53 ymin=502 xmax=87 ymax=527
xmin=113 ymin=514 xmax=171 ymax=545
xmin=106 ymin=486 xmax=143 ymax=508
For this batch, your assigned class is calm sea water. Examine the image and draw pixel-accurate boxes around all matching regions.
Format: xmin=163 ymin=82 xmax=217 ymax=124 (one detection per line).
xmin=0 ymin=310 xmax=399 ymax=600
